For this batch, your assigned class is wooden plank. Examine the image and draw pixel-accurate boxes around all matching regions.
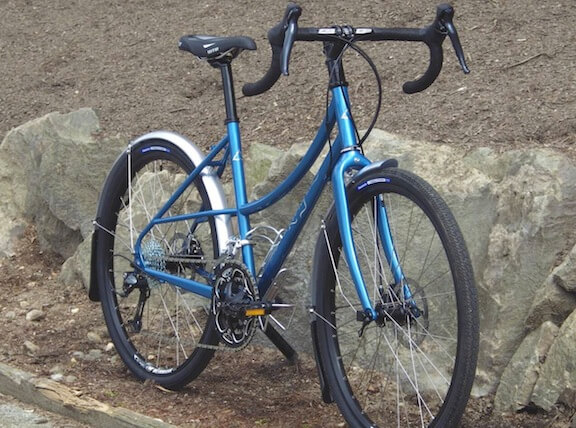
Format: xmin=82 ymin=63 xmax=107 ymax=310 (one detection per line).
xmin=0 ymin=362 xmax=176 ymax=428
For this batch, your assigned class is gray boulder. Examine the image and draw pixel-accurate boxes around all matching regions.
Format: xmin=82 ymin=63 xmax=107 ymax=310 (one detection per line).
xmin=0 ymin=108 xmax=125 ymax=259
xmin=494 ymin=321 xmax=558 ymax=412
xmin=362 ymin=130 xmax=576 ymax=395
xmin=532 ymin=309 xmax=576 ymax=410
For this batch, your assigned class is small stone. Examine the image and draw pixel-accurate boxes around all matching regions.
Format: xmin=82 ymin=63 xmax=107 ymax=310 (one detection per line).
xmin=104 ymin=342 xmax=115 ymax=352
xmin=70 ymin=307 xmax=80 ymax=314
xmin=50 ymin=373 xmax=64 ymax=382
xmin=26 ymin=309 xmax=46 ymax=322
xmin=19 ymin=301 xmax=29 ymax=309
xmin=85 ymin=349 xmax=103 ymax=361
xmin=23 ymin=341 xmax=39 ymax=355
xmin=72 ymin=351 xmax=85 ymax=361
xmin=49 ymin=365 xmax=64 ymax=375
xmin=4 ymin=311 xmax=16 ymax=319
xmin=65 ymin=375 xmax=78 ymax=383
xmin=87 ymin=331 xmax=102 ymax=343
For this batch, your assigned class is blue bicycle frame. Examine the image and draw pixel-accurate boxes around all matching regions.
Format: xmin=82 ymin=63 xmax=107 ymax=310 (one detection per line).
xmin=132 ymin=84 xmax=405 ymax=320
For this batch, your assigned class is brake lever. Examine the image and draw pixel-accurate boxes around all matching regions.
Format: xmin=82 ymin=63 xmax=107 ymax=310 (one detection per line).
xmin=281 ymin=7 xmax=301 ymax=75
xmin=436 ymin=4 xmax=470 ymax=74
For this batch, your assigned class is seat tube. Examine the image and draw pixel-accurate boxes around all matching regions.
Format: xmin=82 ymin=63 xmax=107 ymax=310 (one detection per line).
xmin=227 ymin=121 xmax=255 ymax=274
xmin=219 ymin=62 xmax=255 ymax=275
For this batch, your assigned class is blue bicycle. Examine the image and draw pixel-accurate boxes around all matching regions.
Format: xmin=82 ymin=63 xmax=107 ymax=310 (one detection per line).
xmin=90 ymin=4 xmax=478 ymax=426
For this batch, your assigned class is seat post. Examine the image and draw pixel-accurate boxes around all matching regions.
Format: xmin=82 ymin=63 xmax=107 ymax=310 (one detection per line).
xmin=216 ymin=61 xmax=239 ymax=123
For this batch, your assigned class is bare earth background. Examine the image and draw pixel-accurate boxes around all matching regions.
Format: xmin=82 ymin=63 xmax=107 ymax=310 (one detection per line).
xmin=0 ymin=0 xmax=575 ymax=426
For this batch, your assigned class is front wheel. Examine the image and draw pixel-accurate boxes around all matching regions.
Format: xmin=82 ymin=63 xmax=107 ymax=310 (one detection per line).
xmin=312 ymin=168 xmax=478 ymax=427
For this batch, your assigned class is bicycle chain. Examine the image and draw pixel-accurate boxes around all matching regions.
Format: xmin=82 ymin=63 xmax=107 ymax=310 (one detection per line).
xmin=137 ymin=330 xmax=243 ymax=352
xmin=197 ymin=342 xmax=242 ymax=352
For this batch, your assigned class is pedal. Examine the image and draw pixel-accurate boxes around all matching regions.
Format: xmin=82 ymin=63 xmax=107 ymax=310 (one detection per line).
xmin=244 ymin=302 xmax=294 ymax=317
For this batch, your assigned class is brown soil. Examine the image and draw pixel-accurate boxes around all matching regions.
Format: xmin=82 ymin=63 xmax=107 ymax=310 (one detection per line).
xmin=0 ymin=0 xmax=575 ymax=427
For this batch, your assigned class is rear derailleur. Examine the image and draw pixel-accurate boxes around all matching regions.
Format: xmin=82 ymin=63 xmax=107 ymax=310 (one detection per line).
xmin=118 ymin=272 xmax=150 ymax=334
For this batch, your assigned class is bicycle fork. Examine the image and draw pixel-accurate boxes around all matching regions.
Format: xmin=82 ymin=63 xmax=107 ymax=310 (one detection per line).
xmin=331 ymin=151 xmax=410 ymax=323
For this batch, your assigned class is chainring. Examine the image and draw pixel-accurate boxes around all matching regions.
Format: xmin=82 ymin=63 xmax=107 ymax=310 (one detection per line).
xmin=211 ymin=260 xmax=259 ymax=350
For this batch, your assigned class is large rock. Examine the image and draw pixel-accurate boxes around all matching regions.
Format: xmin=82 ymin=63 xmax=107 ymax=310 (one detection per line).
xmin=531 ymin=309 xmax=576 ymax=410
xmin=361 ymin=131 xmax=576 ymax=395
xmin=525 ymin=243 xmax=576 ymax=332
xmin=0 ymin=109 xmax=125 ymax=259
xmin=494 ymin=321 xmax=559 ymax=412
xmin=241 ymin=130 xmax=576 ymax=386
xmin=59 ymin=237 xmax=93 ymax=291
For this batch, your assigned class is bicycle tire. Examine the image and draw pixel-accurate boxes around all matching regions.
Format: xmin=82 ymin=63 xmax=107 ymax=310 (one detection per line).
xmin=94 ymin=139 xmax=220 ymax=389
xmin=312 ymin=167 xmax=478 ymax=427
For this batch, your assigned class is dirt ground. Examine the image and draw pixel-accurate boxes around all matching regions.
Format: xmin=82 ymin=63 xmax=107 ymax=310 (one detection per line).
xmin=0 ymin=0 xmax=575 ymax=427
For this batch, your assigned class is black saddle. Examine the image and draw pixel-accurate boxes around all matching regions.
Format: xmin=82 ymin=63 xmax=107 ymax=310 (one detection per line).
xmin=179 ymin=35 xmax=256 ymax=61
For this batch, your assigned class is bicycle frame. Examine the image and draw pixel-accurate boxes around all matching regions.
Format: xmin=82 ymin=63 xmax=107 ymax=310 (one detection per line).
xmin=132 ymin=84 xmax=404 ymax=320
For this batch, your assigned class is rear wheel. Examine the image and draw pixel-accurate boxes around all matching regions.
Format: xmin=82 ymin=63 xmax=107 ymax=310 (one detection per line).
xmin=312 ymin=168 xmax=478 ymax=427
xmin=94 ymin=140 xmax=220 ymax=389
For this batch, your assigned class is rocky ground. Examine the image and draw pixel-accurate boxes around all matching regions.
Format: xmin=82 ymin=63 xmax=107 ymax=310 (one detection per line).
xmin=0 ymin=0 xmax=575 ymax=426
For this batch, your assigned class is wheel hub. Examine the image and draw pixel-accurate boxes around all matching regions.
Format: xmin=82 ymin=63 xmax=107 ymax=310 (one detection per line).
xmin=357 ymin=279 xmax=429 ymax=346
xmin=380 ymin=279 xmax=429 ymax=347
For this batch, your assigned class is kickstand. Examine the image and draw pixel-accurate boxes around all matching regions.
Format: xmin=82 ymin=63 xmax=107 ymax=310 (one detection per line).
xmin=263 ymin=323 xmax=298 ymax=364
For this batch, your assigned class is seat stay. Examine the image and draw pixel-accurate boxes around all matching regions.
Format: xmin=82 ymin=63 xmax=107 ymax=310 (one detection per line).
xmin=133 ymin=135 xmax=230 ymax=271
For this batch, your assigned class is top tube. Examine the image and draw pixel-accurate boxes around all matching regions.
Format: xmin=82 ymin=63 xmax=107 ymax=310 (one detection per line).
xmin=239 ymin=107 xmax=334 ymax=215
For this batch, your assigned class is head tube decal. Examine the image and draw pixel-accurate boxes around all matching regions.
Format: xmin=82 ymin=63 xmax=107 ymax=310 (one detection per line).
xmin=357 ymin=177 xmax=390 ymax=191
